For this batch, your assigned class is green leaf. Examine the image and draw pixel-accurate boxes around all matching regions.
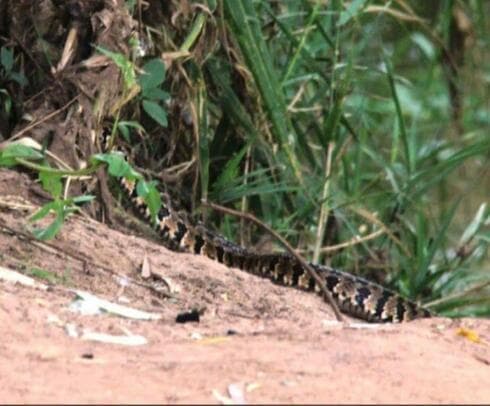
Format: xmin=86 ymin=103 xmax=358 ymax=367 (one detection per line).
xmin=477 ymin=232 xmax=490 ymax=244
xmin=32 ymin=211 xmax=64 ymax=241
xmin=0 ymin=89 xmax=12 ymax=115
xmin=141 ymin=87 xmax=170 ymax=102
xmin=384 ymin=54 xmax=412 ymax=175
xmin=125 ymin=0 xmax=137 ymax=13
xmin=0 ymin=156 xmax=17 ymax=167
xmin=117 ymin=120 xmax=145 ymax=132
xmin=195 ymin=81 xmax=209 ymax=203
xmin=408 ymin=138 xmax=490 ymax=199
xmin=415 ymin=199 xmax=461 ymax=292
xmin=73 ymin=195 xmax=96 ymax=204
xmin=117 ymin=123 xmax=130 ymax=142
xmin=142 ymin=100 xmax=168 ymax=127
xmin=39 ymin=171 xmax=62 ymax=199
xmin=1 ymin=47 xmax=13 ymax=72
xmin=322 ymin=93 xmax=344 ymax=145
xmin=117 ymin=120 xmax=145 ymax=142
xmin=136 ymin=179 xmax=161 ymax=224
xmin=91 ymin=152 xmax=142 ymax=180
xmin=9 ymin=71 xmax=28 ymax=87
xmin=30 ymin=200 xmax=65 ymax=241
xmin=207 ymin=59 xmax=258 ymax=136
xmin=0 ymin=143 xmax=44 ymax=167
xmin=95 ymin=46 xmax=136 ymax=89
xmin=1 ymin=143 xmax=44 ymax=159
xmin=28 ymin=267 xmax=60 ymax=284
xmin=411 ymin=32 xmax=436 ymax=60
xmin=30 ymin=201 xmax=57 ymax=222
xmin=29 ymin=196 xmax=90 ymax=241
xmin=211 ymin=168 xmax=296 ymax=204
xmin=338 ymin=0 xmax=368 ymax=27
xmin=138 ymin=58 xmax=166 ymax=92
xmin=212 ymin=145 xmax=249 ymax=193
xmin=459 ymin=203 xmax=488 ymax=246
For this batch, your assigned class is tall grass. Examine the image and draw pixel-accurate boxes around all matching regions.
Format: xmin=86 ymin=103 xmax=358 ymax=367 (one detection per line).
xmin=189 ymin=0 xmax=489 ymax=317
xmin=4 ymin=0 xmax=488 ymax=318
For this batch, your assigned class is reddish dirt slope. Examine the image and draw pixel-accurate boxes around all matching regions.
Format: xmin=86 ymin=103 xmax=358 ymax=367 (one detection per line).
xmin=0 ymin=168 xmax=489 ymax=404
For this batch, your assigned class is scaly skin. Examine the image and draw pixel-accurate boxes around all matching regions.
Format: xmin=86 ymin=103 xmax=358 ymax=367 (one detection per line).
xmin=117 ymin=175 xmax=431 ymax=323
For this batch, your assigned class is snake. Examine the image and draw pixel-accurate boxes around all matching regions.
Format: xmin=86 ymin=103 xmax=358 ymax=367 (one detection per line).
xmin=106 ymin=141 xmax=431 ymax=323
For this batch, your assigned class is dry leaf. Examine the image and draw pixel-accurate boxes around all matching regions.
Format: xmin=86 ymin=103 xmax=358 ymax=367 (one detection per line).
xmin=228 ymin=382 xmax=246 ymax=404
xmin=212 ymin=389 xmax=234 ymax=405
xmin=141 ymin=253 xmax=151 ymax=279
xmin=456 ymin=327 xmax=481 ymax=344
xmin=72 ymin=289 xmax=161 ymax=320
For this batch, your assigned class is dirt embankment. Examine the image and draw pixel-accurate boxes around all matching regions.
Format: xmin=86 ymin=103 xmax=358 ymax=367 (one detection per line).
xmin=0 ymin=168 xmax=489 ymax=404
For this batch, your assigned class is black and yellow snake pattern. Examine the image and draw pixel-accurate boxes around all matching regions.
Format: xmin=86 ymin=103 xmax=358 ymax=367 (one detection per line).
xmin=111 ymin=146 xmax=431 ymax=323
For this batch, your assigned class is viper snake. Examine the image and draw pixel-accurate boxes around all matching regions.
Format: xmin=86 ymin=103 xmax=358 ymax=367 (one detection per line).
xmin=106 ymin=138 xmax=431 ymax=323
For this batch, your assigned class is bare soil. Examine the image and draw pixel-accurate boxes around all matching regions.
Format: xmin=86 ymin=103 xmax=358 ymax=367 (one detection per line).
xmin=1 ymin=168 xmax=489 ymax=404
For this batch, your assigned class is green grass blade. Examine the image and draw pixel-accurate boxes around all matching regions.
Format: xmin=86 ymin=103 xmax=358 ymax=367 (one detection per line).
xmin=223 ymin=0 xmax=303 ymax=184
xmin=384 ymin=54 xmax=412 ymax=175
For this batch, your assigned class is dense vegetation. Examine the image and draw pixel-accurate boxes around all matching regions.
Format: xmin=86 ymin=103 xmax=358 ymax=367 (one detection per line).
xmin=0 ymin=0 xmax=488 ymax=318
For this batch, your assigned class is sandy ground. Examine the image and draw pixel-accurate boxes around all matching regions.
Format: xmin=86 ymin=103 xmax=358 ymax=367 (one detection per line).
xmin=0 ymin=168 xmax=489 ymax=404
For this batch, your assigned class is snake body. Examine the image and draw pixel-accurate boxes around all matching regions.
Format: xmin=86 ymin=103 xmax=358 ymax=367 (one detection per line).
xmin=115 ymin=168 xmax=431 ymax=323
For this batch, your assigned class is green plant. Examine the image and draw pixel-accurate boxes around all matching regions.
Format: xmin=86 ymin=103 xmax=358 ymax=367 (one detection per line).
xmin=203 ymin=0 xmax=490 ymax=318
xmin=2 ymin=1 xmax=489 ymax=320
xmin=0 ymin=47 xmax=27 ymax=87
xmin=137 ymin=58 xmax=170 ymax=128
xmin=125 ymin=0 xmax=138 ymax=14
xmin=0 ymin=46 xmax=27 ymax=129
xmin=0 ymin=141 xmax=161 ymax=239
xmin=25 ymin=266 xmax=72 ymax=286
xmin=96 ymin=46 xmax=169 ymax=128
xmin=28 ymin=266 xmax=60 ymax=284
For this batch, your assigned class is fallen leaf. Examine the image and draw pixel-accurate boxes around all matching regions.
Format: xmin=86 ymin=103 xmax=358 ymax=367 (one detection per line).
xmin=71 ymin=289 xmax=161 ymax=320
xmin=245 ymin=382 xmax=261 ymax=393
xmin=228 ymin=382 xmax=246 ymax=404
xmin=141 ymin=253 xmax=151 ymax=279
xmin=212 ymin=389 xmax=234 ymax=405
xmin=190 ymin=332 xmax=203 ymax=340
xmin=456 ymin=327 xmax=481 ymax=344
